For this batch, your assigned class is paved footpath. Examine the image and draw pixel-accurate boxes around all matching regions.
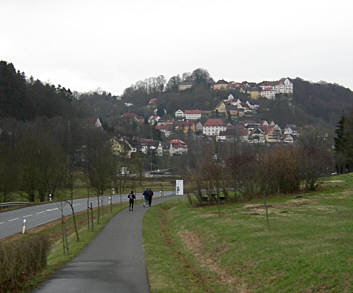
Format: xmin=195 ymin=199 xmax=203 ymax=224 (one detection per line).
xmin=34 ymin=196 xmax=174 ymax=293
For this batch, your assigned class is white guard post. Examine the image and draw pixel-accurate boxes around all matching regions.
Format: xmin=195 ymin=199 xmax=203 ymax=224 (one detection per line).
xmin=176 ymin=180 xmax=184 ymax=196
xmin=22 ymin=219 xmax=27 ymax=234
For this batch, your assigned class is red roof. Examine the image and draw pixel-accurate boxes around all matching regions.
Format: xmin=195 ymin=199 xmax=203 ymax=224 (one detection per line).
xmin=169 ymin=139 xmax=187 ymax=149
xmin=121 ymin=113 xmax=138 ymax=119
xmin=155 ymin=125 xmax=172 ymax=130
xmin=148 ymin=98 xmax=157 ymax=104
xmin=174 ymin=121 xmax=193 ymax=126
xmin=204 ymin=119 xmax=225 ymax=127
xmin=184 ymin=110 xmax=201 ymax=114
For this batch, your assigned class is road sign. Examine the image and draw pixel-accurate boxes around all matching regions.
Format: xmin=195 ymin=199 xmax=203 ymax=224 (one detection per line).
xmin=176 ymin=180 xmax=184 ymax=195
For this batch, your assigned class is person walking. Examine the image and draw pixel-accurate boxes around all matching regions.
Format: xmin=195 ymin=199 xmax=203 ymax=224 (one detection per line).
xmin=148 ymin=188 xmax=153 ymax=207
xmin=143 ymin=188 xmax=149 ymax=208
xmin=128 ymin=190 xmax=136 ymax=211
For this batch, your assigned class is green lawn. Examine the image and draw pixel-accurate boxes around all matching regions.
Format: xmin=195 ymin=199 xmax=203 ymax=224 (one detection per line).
xmin=143 ymin=173 xmax=353 ymax=292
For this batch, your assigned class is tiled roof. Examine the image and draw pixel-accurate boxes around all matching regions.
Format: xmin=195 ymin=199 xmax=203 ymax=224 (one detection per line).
xmin=184 ymin=110 xmax=201 ymax=114
xmin=204 ymin=119 xmax=225 ymax=127
xmin=170 ymin=139 xmax=187 ymax=148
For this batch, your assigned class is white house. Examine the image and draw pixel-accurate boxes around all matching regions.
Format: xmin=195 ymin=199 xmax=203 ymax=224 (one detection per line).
xmin=275 ymin=78 xmax=293 ymax=94
xmin=260 ymin=88 xmax=276 ymax=100
xmin=202 ymin=119 xmax=227 ymax=136
xmin=169 ymin=139 xmax=188 ymax=156
xmin=248 ymin=128 xmax=266 ymax=144
xmin=148 ymin=115 xmax=160 ymax=125
xmin=157 ymin=142 xmax=163 ymax=156
xmin=175 ymin=109 xmax=185 ymax=119
xmin=283 ymin=134 xmax=294 ymax=143
xmin=184 ymin=110 xmax=201 ymax=120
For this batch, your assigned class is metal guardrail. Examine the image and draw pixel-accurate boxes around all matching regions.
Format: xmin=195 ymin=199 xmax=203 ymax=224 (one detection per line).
xmin=0 ymin=202 xmax=31 ymax=208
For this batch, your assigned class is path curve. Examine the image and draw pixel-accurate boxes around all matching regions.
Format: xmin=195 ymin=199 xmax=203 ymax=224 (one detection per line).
xmin=34 ymin=195 xmax=175 ymax=293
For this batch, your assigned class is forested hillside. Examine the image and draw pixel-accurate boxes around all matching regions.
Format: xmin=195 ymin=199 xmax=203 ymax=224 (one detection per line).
xmin=292 ymin=78 xmax=353 ymax=126
xmin=1 ymin=60 xmax=353 ymax=131
xmin=0 ymin=61 xmax=79 ymax=120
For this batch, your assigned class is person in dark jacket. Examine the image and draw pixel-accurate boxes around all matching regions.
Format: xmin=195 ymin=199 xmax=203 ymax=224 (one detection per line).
xmin=128 ymin=190 xmax=136 ymax=211
xmin=143 ymin=188 xmax=149 ymax=207
xmin=148 ymin=188 xmax=153 ymax=207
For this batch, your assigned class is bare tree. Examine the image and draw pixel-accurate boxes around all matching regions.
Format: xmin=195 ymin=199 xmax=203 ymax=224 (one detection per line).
xmin=86 ymin=143 xmax=116 ymax=223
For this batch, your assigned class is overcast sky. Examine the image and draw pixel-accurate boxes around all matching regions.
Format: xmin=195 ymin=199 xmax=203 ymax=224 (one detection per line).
xmin=1 ymin=0 xmax=353 ymax=95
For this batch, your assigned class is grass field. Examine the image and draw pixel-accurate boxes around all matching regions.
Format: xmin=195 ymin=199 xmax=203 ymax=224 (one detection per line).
xmin=143 ymin=173 xmax=353 ymax=292
xmin=0 ymin=177 xmax=176 ymax=206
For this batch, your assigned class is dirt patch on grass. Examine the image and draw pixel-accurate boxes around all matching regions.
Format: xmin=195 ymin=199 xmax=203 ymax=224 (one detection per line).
xmin=288 ymin=199 xmax=311 ymax=207
xmin=178 ymin=230 xmax=248 ymax=293
xmin=198 ymin=213 xmax=216 ymax=218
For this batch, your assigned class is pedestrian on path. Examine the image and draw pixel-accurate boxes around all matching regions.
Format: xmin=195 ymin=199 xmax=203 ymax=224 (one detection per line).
xmin=128 ymin=190 xmax=136 ymax=211
xmin=148 ymin=188 xmax=153 ymax=207
xmin=143 ymin=188 xmax=149 ymax=207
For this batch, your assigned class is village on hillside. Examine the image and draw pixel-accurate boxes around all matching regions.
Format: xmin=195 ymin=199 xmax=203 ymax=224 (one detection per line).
xmin=102 ymin=78 xmax=298 ymax=158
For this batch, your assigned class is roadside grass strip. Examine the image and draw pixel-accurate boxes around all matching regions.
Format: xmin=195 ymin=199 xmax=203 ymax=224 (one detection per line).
xmin=143 ymin=173 xmax=353 ymax=292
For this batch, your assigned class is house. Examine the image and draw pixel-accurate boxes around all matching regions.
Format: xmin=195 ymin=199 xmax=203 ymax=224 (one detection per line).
xmin=265 ymin=125 xmax=282 ymax=143
xmin=178 ymin=82 xmax=192 ymax=91
xmin=246 ymin=101 xmax=258 ymax=111
xmin=283 ymin=127 xmax=297 ymax=137
xmin=260 ymin=87 xmax=276 ymax=100
xmin=111 ymin=138 xmax=137 ymax=158
xmin=223 ymin=94 xmax=235 ymax=104
xmin=157 ymin=142 xmax=163 ymax=156
xmin=111 ymin=138 xmax=125 ymax=156
xmin=195 ymin=121 xmax=203 ymax=134
xmin=283 ymin=134 xmax=294 ymax=143
xmin=259 ymin=78 xmax=293 ymax=96
xmin=226 ymin=104 xmax=238 ymax=118
xmin=174 ymin=121 xmax=195 ymax=134
xmin=203 ymin=119 xmax=227 ymax=136
xmin=212 ymin=80 xmax=228 ymax=91
xmin=274 ymin=78 xmax=293 ymax=94
xmin=215 ymin=102 xmax=227 ymax=115
xmin=121 ymin=113 xmax=143 ymax=122
xmin=231 ymin=98 xmax=242 ymax=107
xmin=169 ymin=139 xmax=188 ymax=156
xmin=175 ymin=109 xmax=185 ymax=119
xmin=184 ymin=110 xmax=201 ymax=120
xmin=148 ymin=115 xmax=160 ymax=126
xmin=248 ymin=88 xmax=261 ymax=100
xmin=155 ymin=124 xmax=172 ymax=137
xmin=86 ymin=117 xmax=103 ymax=129
xmin=228 ymin=82 xmax=242 ymax=89
xmin=248 ymin=128 xmax=265 ymax=144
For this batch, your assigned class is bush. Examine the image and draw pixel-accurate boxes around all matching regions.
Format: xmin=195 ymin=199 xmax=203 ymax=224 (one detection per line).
xmin=0 ymin=234 xmax=49 ymax=292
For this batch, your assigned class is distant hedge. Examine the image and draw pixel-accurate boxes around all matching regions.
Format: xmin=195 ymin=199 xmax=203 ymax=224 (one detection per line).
xmin=0 ymin=234 xmax=49 ymax=292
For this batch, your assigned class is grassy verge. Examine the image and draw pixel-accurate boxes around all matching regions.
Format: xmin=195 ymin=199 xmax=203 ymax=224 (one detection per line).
xmin=1 ymin=201 xmax=130 ymax=292
xmin=143 ymin=173 xmax=353 ymax=292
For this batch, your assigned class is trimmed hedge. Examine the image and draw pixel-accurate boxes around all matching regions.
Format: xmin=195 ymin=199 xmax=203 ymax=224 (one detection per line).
xmin=0 ymin=235 xmax=49 ymax=292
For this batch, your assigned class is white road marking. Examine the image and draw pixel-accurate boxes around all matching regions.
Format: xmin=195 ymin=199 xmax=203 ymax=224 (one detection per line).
xmin=23 ymin=214 xmax=32 ymax=218
xmin=36 ymin=211 xmax=46 ymax=215
xmin=8 ymin=218 xmax=19 ymax=222
xmin=0 ymin=222 xmax=5 ymax=225
xmin=46 ymin=208 xmax=58 ymax=212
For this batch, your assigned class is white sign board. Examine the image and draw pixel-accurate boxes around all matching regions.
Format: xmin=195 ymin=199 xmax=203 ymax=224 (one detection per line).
xmin=176 ymin=180 xmax=184 ymax=195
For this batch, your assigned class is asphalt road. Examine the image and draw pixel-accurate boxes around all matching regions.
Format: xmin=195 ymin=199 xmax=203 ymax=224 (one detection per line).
xmin=0 ymin=190 xmax=173 ymax=239
xmin=34 ymin=196 xmax=175 ymax=293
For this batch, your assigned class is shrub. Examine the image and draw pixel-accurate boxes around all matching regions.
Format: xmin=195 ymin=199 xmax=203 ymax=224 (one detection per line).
xmin=0 ymin=234 xmax=49 ymax=292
